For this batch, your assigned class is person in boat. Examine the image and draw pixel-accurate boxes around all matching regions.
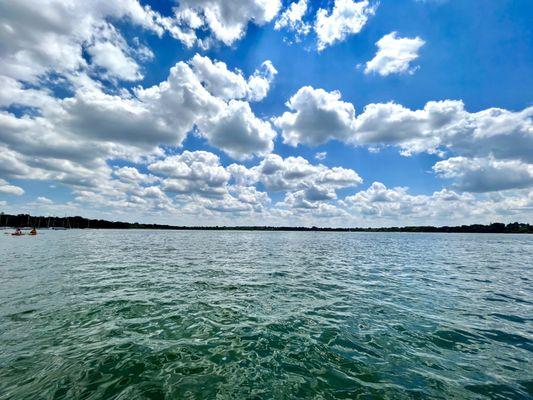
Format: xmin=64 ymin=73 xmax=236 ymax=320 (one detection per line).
xmin=30 ymin=227 xmax=37 ymax=235
xmin=13 ymin=228 xmax=22 ymax=236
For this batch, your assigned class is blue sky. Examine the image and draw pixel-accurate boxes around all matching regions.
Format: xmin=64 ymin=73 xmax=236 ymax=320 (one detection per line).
xmin=0 ymin=0 xmax=532 ymax=226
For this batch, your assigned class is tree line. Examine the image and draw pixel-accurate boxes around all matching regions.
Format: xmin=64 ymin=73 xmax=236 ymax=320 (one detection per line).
xmin=0 ymin=213 xmax=531 ymax=233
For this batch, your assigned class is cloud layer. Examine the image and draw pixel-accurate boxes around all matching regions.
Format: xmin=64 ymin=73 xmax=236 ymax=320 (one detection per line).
xmin=0 ymin=0 xmax=531 ymax=226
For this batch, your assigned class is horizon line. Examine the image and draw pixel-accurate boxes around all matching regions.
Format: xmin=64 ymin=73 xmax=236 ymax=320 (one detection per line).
xmin=1 ymin=213 xmax=531 ymax=233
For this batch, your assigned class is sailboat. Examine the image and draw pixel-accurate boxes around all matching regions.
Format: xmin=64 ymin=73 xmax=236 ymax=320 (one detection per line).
xmin=52 ymin=215 xmax=68 ymax=230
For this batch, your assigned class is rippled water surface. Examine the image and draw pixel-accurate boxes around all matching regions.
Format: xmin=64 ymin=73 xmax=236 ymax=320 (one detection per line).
xmin=1 ymin=230 xmax=532 ymax=399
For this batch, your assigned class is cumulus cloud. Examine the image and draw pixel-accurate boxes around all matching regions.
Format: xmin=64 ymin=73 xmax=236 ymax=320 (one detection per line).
xmin=246 ymin=61 xmax=278 ymax=102
xmin=0 ymin=52 xmax=279 ymax=217
xmin=0 ymin=76 xmax=53 ymax=108
xmin=274 ymin=0 xmax=311 ymax=37
xmin=133 ymin=60 xmax=225 ymax=144
xmin=228 ymin=154 xmax=362 ymax=211
xmin=88 ymin=41 xmax=142 ymax=81
xmin=1 ymin=1 xmax=531 ymax=226
xmin=231 ymin=185 xmax=270 ymax=208
xmin=0 ymin=0 xmax=280 ymax=88
xmin=200 ymin=153 xmax=363 ymax=220
xmin=171 ymin=0 xmax=281 ymax=46
xmin=2 ymin=147 xmax=532 ymax=226
xmin=189 ymin=55 xmax=249 ymax=100
xmin=86 ymin=24 xmax=147 ymax=82
xmin=134 ymin=55 xmax=277 ymax=158
xmin=200 ymin=100 xmax=276 ymax=160
xmin=149 ymin=151 xmax=230 ymax=198
xmin=189 ymin=55 xmax=277 ymax=102
xmin=0 ymin=54 xmax=277 ymax=177
xmin=344 ymin=183 xmax=442 ymax=222
xmin=275 ymin=87 xmax=532 ymax=200
xmin=315 ymin=0 xmax=377 ymax=51
xmin=341 ymin=181 xmax=533 ymax=225
xmin=365 ymin=32 xmax=425 ymax=76
xmin=433 ymin=157 xmax=533 ymax=193
xmin=274 ymin=86 xmax=357 ymax=146
xmin=284 ymin=188 xmax=334 ymax=209
xmin=61 ymin=84 xmax=183 ymax=147
xmin=113 ymin=167 xmax=158 ymax=184
xmin=0 ymin=179 xmax=25 ymax=196
xmin=352 ymin=101 xmax=533 ymax=161
xmin=140 ymin=150 xmax=273 ymax=216
xmin=276 ymin=88 xmax=533 ymax=164
xmin=0 ymin=0 xmax=162 ymax=82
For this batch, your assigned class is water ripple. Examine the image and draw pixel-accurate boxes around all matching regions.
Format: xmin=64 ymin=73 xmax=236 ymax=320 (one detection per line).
xmin=1 ymin=231 xmax=532 ymax=399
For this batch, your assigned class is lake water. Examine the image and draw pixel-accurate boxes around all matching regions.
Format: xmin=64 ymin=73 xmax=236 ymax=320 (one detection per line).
xmin=0 ymin=230 xmax=532 ymax=399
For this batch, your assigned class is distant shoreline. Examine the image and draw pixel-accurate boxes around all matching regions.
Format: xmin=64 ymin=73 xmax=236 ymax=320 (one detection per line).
xmin=1 ymin=213 xmax=531 ymax=234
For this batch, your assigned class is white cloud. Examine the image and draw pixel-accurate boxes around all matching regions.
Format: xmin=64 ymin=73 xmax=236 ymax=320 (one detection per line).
xmin=341 ymin=181 xmax=533 ymax=226
xmin=220 ymin=154 xmax=362 ymax=218
xmin=231 ymin=185 xmax=270 ymax=208
xmin=274 ymin=0 xmax=310 ymax=36
xmin=61 ymin=84 xmax=182 ymax=147
xmin=315 ymin=0 xmax=377 ymax=51
xmin=2 ymin=147 xmax=532 ymax=226
xmin=36 ymin=54 xmax=274 ymax=160
xmin=274 ymin=86 xmax=357 ymax=146
xmin=244 ymin=154 xmax=364 ymax=215
xmin=150 ymin=151 xmax=230 ymax=199
xmin=0 ymin=76 xmax=53 ymax=108
xmin=36 ymin=196 xmax=53 ymax=204
xmin=233 ymin=154 xmax=362 ymax=194
xmin=246 ymin=61 xmax=278 ymax=102
xmin=433 ymin=156 xmax=533 ymax=193
xmin=365 ymin=32 xmax=425 ymax=76
xmin=1 ymin=2 xmax=531 ymax=226
xmin=352 ymin=101 xmax=533 ymax=161
xmin=135 ymin=55 xmax=277 ymax=158
xmin=276 ymin=88 xmax=533 ymax=164
xmin=88 ymin=36 xmax=142 ymax=81
xmin=342 ymin=182 xmax=463 ymax=219
xmin=284 ymin=188 xmax=334 ymax=209
xmin=188 ymin=54 xmax=249 ymax=100
xmin=200 ymin=100 xmax=276 ymax=160
xmin=0 ymin=2 xmax=281 ymax=191
xmin=0 ymin=179 xmax=25 ymax=196
xmin=144 ymin=150 xmax=273 ymax=216
xmin=113 ymin=167 xmax=158 ymax=184
xmin=188 ymin=55 xmax=277 ymax=102
xmin=0 ymin=0 xmax=275 ymax=86
xmin=0 ymin=54 xmax=278 ymax=200
xmin=0 ymin=0 xmax=162 ymax=82
xmin=133 ymin=60 xmax=225 ymax=145
xmin=315 ymin=151 xmax=327 ymax=160
xmin=275 ymin=87 xmax=533 ymax=201
xmin=171 ymin=0 xmax=282 ymax=46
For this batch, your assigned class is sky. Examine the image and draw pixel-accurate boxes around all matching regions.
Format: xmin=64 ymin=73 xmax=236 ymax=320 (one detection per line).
xmin=0 ymin=0 xmax=532 ymax=227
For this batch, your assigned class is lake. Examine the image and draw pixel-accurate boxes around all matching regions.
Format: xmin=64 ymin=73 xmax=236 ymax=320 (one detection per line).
xmin=0 ymin=230 xmax=531 ymax=399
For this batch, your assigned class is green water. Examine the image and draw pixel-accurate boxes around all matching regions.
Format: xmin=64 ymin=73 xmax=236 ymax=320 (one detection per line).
xmin=0 ymin=230 xmax=532 ymax=399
